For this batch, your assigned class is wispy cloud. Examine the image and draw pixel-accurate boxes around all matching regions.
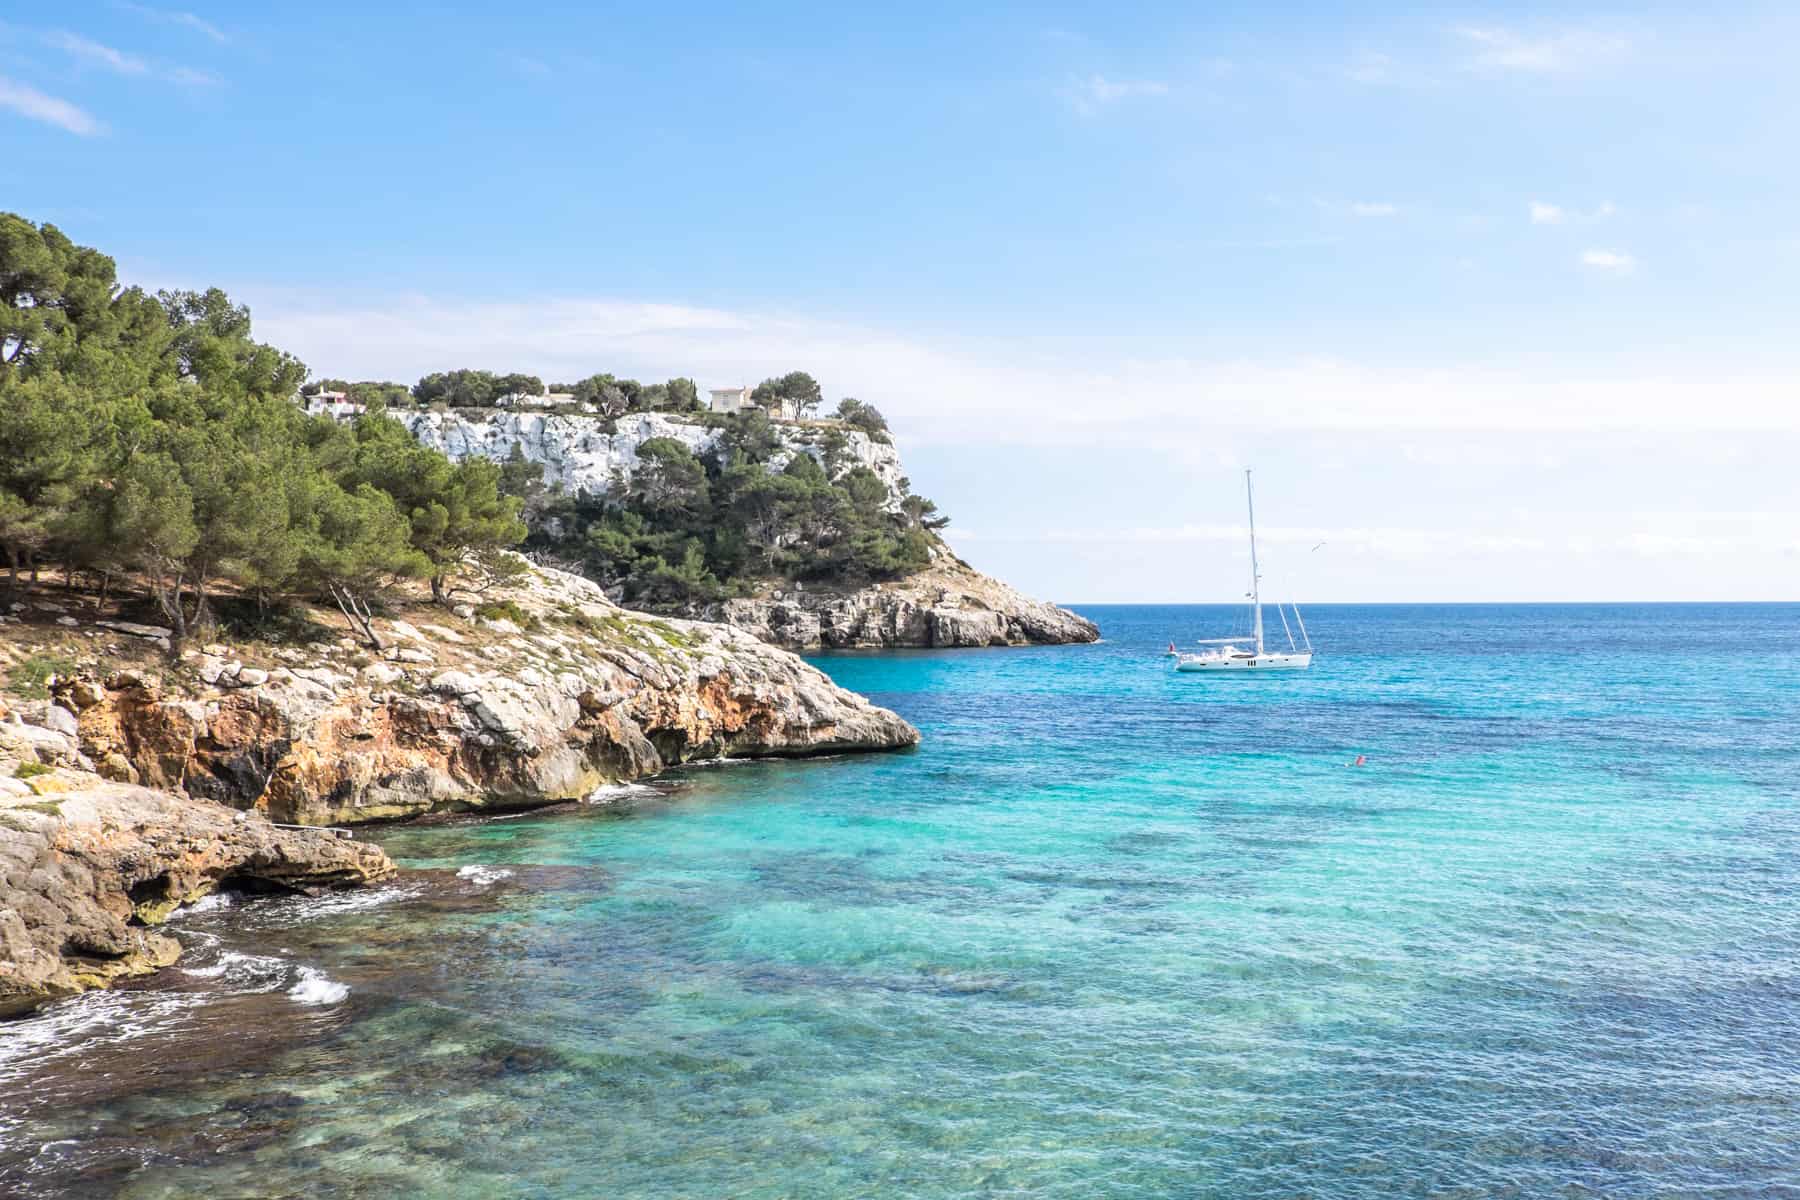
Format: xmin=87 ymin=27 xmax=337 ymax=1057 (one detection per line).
xmin=1349 ymin=202 xmax=1398 ymax=218
xmin=244 ymin=291 xmax=1797 ymax=446
xmin=165 ymin=65 xmax=221 ymax=86
xmin=117 ymin=2 xmax=226 ymax=44
xmin=1580 ymin=248 xmax=1636 ymax=272
xmin=45 ymin=27 xmax=220 ymax=86
xmin=1068 ymin=74 xmax=1169 ymax=115
xmin=1532 ymin=200 xmax=1615 ymax=225
xmin=0 ymin=75 xmax=105 ymax=135
xmin=1456 ymin=26 xmax=1631 ymax=74
xmin=45 ymin=30 xmax=148 ymax=76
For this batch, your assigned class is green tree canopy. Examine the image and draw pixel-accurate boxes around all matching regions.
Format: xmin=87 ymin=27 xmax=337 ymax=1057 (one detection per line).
xmin=752 ymin=371 xmax=824 ymax=418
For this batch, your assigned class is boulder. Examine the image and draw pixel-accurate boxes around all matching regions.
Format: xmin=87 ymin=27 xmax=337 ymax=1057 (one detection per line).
xmin=41 ymin=705 xmax=79 ymax=738
xmin=0 ymin=780 xmax=393 ymax=1015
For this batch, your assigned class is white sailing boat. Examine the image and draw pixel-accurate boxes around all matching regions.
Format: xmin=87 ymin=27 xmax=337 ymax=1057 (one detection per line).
xmin=1171 ymin=470 xmax=1313 ymax=672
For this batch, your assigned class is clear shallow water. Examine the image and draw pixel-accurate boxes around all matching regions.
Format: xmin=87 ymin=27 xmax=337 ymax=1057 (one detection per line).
xmin=5 ymin=603 xmax=1800 ymax=1198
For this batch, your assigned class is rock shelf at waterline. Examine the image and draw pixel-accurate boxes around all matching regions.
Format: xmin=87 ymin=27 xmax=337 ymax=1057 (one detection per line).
xmin=0 ymin=770 xmax=393 ymax=1015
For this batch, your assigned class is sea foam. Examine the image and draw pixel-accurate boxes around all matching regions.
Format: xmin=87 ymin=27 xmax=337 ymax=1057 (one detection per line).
xmin=287 ymin=968 xmax=350 ymax=1006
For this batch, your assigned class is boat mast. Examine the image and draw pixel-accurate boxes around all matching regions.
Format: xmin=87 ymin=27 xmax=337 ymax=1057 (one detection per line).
xmin=1245 ymin=468 xmax=1264 ymax=654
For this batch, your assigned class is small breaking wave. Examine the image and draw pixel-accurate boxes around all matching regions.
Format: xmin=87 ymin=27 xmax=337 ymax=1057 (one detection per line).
xmin=456 ymin=864 xmax=515 ymax=886
xmin=583 ymin=782 xmax=662 ymax=804
xmin=287 ymin=968 xmax=349 ymax=1006
xmin=0 ymin=988 xmax=207 ymax=1087
xmin=177 ymin=950 xmax=288 ymax=992
xmin=174 ymin=891 xmax=235 ymax=917
xmin=231 ymin=883 xmax=426 ymax=931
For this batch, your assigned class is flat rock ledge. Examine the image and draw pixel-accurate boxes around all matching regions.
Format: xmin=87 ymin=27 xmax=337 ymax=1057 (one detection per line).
xmin=0 ymin=772 xmax=393 ymax=1016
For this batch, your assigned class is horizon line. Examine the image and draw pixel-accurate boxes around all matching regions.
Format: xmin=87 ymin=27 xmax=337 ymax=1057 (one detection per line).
xmin=1061 ymin=598 xmax=1800 ymax=606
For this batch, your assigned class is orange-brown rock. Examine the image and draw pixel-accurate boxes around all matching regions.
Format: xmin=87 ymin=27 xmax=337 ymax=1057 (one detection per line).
xmin=56 ymin=563 xmax=918 ymax=826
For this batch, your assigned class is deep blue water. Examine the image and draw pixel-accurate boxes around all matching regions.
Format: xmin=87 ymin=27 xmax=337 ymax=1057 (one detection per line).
xmin=5 ymin=603 xmax=1800 ymax=1197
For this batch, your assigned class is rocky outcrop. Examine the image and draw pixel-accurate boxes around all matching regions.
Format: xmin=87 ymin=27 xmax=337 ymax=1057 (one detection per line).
xmin=397 ymin=409 xmax=909 ymax=507
xmin=708 ymin=559 xmax=1100 ymax=650
xmin=53 ymin=563 xmax=918 ymax=827
xmin=389 ymin=408 xmax=1094 ymax=651
xmin=0 ymin=721 xmax=394 ymax=1015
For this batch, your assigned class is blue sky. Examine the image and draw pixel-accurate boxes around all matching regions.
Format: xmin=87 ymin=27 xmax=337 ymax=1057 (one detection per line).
xmin=5 ymin=2 xmax=1798 ymax=601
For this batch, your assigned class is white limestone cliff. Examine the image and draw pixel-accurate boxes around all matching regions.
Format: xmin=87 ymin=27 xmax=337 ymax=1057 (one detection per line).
xmin=395 ymin=410 xmax=909 ymax=506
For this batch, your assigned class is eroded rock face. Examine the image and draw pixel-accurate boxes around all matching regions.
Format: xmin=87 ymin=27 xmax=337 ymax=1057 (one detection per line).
xmin=397 ymin=410 xmax=909 ymax=507
xmin=57 ymin=564 xmax=919 ymax=827
xmin=0 ymin=779 xmax=393 ymax=1016
xmin=709 ymin=560 xmax=1101 ymax=651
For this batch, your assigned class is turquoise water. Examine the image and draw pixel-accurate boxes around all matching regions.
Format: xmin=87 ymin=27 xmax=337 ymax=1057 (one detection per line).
xmin=5 ymin=603 xmax=1800 ymax=1197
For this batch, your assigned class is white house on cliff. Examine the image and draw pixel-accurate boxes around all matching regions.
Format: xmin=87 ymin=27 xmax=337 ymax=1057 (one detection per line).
xmin=709 ymin=385 xmax=798 ymax=420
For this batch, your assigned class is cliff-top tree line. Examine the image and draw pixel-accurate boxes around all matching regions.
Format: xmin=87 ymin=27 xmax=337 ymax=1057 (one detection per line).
xmin=0 ymin=213 xmax=525 ymax=647
xmin=311 ymin=367 xmax=894 ymax=442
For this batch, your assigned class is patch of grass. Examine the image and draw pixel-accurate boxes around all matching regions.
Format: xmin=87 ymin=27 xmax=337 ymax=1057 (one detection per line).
xmin=13 ymin=762 xmax=52 ymax=780
xmin=475 ymin=600 xmax=540 ymax=631
xmin=7 ymin=654 xmax=78 ymax=700
xmin=643 ymin=619 xmax=702 ymax=651
xmin=547 ymin=603 xmax=698 ymax=659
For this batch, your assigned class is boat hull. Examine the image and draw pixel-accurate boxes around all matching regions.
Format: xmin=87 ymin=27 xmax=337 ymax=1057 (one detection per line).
xmin=1174 ymin=652 xmax=1312 ymax=672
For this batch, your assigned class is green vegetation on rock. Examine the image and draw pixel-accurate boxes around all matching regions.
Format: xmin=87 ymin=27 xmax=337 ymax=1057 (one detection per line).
xmin=6 ymin=654 xmax=78 ymax=699
xmin=0 ymin=213 xmax=526 ymax=646
xmin=510 ymin=408 xmax=948 ymax=607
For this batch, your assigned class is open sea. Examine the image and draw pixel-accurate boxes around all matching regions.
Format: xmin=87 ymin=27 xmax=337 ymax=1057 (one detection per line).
xmin=4 ymin=602 xmax=1800 ymax=1198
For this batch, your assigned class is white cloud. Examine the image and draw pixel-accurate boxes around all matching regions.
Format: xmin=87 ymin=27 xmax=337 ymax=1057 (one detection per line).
xmin=0 ymin=75 xmax=104 ymax=135
xmin=239 ymin=290 xmax=1800 ymax=450
xmin=1580 ymin=248 xmax=1635 ymax=271
xmin=45 ymin=31 xmax=148 ymax=75
xmin=1068 ymin=74 xmax=1169 ymax=114
xmin=1456 ymin=26 xmax=1630 ymax=74
xmin=44 ymin=29 xmax=219 ymax=86
xmin=1532 ymin=200 xmax=1616 ymax=225
xmin=165 ymin=65 xmax=221 ymax=86
xmin=119 ymin=3 xmax=227 ymax=43
xmin=1349 ymin=202 xmax=1398 ymax=218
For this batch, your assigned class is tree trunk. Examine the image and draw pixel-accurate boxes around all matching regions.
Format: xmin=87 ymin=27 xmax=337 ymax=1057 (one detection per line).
xmin=329 ymin=584 xmax=385 ymax=651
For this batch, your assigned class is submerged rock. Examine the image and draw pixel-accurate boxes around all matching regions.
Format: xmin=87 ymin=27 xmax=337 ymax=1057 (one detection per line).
xmin=0 ymin=776 xmax=393 ymax=1016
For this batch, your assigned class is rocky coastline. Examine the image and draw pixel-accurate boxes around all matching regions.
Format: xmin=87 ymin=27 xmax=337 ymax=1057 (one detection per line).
xmin=708 ymin=559 xmax=1100 ymax=650
xmin=1 ymin=559 xmax=918 ymax=1013
xmin=18 ymin=562 xmax=918 ymax=827
xmin=0 ymin=719 xmax=393 ymax=1015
